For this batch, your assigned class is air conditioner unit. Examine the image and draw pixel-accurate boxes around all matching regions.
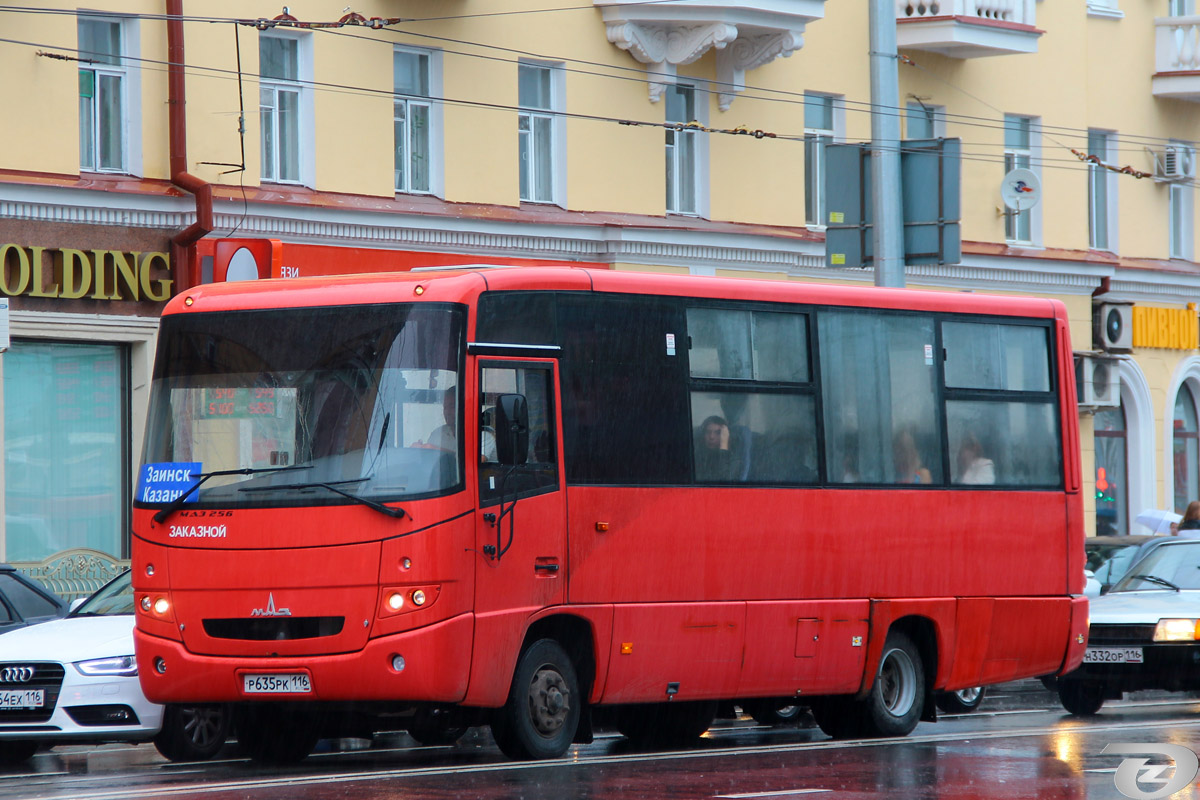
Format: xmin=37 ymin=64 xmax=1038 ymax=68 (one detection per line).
xmin=1093 ymin=302 xmax=1133 ymax=353
xmin=1157 ymin=145 xmax=1195 ymax=181
xmin=1076 ymin=353 xmax=1121 ymax=409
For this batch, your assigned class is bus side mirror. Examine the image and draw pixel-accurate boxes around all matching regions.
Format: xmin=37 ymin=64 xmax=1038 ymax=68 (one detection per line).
xmin=495 ymin=394 xmax=529 ymax=466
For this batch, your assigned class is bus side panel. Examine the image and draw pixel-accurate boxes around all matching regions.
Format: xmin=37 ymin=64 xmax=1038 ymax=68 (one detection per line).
xmin=944 ymin=597 xmax=1071 ymax=690
xmin=738 ymin=600 xmax=868 ymax=697
xmin=599 ymin=602 xmax=745 ymax=704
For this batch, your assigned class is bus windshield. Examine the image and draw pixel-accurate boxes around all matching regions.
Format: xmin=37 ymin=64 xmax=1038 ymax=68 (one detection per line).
xmin=139 ymin=303 xmax=465 ymax=507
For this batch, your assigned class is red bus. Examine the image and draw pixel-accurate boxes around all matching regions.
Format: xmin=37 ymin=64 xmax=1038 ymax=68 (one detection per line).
xmin=132 ymin=265 xmax=1088 ymax=761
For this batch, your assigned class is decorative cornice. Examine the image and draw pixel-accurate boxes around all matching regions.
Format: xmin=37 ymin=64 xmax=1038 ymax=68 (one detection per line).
xmin=605 ymin=21 xmax=738 ymax=67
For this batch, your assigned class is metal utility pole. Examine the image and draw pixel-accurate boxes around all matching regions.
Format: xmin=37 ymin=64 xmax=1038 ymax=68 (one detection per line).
xmin=869 ymin=0 xmax=905 ymax=288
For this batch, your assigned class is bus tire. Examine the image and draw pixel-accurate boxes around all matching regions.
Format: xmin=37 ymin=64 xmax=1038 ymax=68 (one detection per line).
xmin=153 ymin=704 xmax=230 ymax=762
xmin=934 ymin=686 xmax=987 ymax=714
xmin=1057 ymin=681 xmax=1105 ymax=716
xmin=237 ymin=707 xmax=320 ymax=764
xmin=491 ymin=639 xmax=580 ymax=760
xmin=859 ymin=630 xmax=924 ymax=738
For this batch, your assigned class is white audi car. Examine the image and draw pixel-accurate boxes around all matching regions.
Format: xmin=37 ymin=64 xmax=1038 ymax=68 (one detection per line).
xmin=0 ymin=570 xmax=229 ymax=765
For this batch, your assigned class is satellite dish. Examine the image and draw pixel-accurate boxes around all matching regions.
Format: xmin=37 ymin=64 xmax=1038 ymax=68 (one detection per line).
xmin=1000 ymin=168 xmax=1041 ymax=212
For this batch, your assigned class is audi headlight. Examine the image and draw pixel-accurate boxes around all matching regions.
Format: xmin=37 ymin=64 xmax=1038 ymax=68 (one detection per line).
xmin=73 ymin=656 xmax=138 ymax=677
xmin=1153 ymin=619 xmax=1200 ymax=642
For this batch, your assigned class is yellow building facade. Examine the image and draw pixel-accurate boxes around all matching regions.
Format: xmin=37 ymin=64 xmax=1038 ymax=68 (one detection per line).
xmin=0 ymin=0 xmax=1198 ymax=561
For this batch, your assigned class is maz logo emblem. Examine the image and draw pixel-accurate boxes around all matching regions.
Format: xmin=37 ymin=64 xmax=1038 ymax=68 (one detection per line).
xmin=0 ymin=666 xmax=35 ymax=683
xmin=250 ymin=593 xmax=291 ymax=617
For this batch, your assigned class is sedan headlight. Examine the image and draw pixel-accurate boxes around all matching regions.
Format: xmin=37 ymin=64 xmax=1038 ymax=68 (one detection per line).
xmin=73 ymin=656 xmax=138 ymax=677
xmin=1153 ymin=619 xmax=1200 ymax=642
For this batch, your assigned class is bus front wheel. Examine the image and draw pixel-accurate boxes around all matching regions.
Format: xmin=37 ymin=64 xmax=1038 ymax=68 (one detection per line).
xmin=491 ymin=639 xmax=580 ymax=760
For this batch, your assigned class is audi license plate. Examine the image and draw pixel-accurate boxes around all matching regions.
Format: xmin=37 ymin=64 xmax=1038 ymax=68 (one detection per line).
xmin=1082 ymin=647 xmax=1144 ymax=664
xmin=243 ymin=674 xmax=311 ymax=694
xmin=0 ymin=689 xmax=43 ymax=709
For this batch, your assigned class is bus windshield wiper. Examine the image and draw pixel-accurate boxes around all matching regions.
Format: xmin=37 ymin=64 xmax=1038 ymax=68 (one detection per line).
xmin=239 ymin=479 xmax=406 ymax=519
xmin=1128 ymin=574 xmax=1181 ymax=591
xmin=152 ymin=465 xmax=308 ymax=524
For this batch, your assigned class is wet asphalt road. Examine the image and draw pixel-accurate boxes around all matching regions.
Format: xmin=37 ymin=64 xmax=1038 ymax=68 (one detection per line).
xmin=2 ymin=681 xmax=1198 ymax=800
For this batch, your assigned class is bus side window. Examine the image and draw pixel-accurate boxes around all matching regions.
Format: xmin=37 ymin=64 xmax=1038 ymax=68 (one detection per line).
xmin=479 ymin=365 xmax=558 ymax=506
xmin=819 ymin=310 xmax=942 ymax=485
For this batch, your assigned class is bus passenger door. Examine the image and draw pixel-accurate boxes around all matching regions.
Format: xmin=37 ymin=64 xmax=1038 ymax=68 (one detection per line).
xmin=472 ymin=360 xmax=566 ymax=670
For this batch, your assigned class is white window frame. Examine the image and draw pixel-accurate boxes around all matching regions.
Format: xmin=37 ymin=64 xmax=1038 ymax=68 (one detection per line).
xmin=1087 ymin=129 xmax=1119 ymax=252
xmin=517 ymin=61 xmax=566 ymax=207
xmin=1003 ymin=114 xmax=1042 ymax=247
xmin=804 ymin=93 xmax=843 ymax=229
xmin=259 ymin=31 xmax=314 ymax=187
xmin=393 ymin=46 xmax=443 ymax=198
xmin=665 ymin=81 xmax=710 ymax=218
xmin=1169 ymin=0 xmax=1195 ymax=17
xmin=904 ymin=101 xmax=944 ymax=140
xmin=78 ymin=15 xmax=141 ymax=176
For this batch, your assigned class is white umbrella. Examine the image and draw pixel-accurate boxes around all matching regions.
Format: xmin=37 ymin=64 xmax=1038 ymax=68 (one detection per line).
xmin=1134 ymin=508 xmax=1182 ymax=534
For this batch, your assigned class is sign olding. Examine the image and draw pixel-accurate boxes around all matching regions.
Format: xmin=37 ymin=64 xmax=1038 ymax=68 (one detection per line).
xmin=137 ymin=462 xmax=202 ymax=504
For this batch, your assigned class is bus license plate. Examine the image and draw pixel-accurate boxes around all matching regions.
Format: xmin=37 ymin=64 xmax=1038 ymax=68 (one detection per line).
xmin=0 ymin=689 xmax=43 ymax=709
xmin=1082 ymin=647 xmax=1144 ymax=664
xmin=243 ymin=674 xmax=311 ymax=694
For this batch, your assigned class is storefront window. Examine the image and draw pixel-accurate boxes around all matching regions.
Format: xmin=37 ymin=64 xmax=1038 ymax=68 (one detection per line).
xmin=3 ymin=342 xmax=128 ymax=561
xmin=1094 ymin=404 xmax=1127 ymax=536
xmin=1175 ymin=385 xmax=1200 ymax=514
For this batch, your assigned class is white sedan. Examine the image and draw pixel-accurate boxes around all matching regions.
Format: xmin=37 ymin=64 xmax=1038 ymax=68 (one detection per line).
xmin=0 ymin=570 xmax=229 ymax=764
xmin=1058 ymin=538 xmax=1200 ymax=715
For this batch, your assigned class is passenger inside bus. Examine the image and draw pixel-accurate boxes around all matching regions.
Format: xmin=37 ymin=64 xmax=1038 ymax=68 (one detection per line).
xmin=695 ymin=416 xmax=743 ymax=482
xmin=954 ymin=430 xmax=996 ymax=485
xmin=893 ymin=429 xmax=932 ymax=484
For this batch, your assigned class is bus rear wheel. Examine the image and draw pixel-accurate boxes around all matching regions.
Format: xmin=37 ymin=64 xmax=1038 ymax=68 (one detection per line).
xmin=860 ymin=630 xmax=925 ymax=738
xmin=491 ymin=639 xmax=580 ymax=760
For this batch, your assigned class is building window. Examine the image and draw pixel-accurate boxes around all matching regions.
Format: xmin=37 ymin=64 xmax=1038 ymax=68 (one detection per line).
xmin=1094 ymin=404 xmax=1128 ymax=535
xmin=666 ymin=84 xmax=698 ymax=215
xmin=1088 ymin=130 xmax=1113 ymax=251
xmin=1169 ymin=143 xmax=1195 ymax=260
xmin=905 ymin=102 xmax=942 ymax=140
xmin=1169 ymin=0 xmax=1195 ymax=16
xmin=518 ymin=63 xmax=560 ymax=204
xmin=3 ymin=342 xmax=129 ymax=561
xmin=805 ymin=93 xmax=836 ymax=227
xmin=1174 ymin=385 xmax=1200 ymax=514
xmin=1004 ymin=115 xmax=1036 ymax=244
xmin=260 ymin=34 xmax=303 ymax=184
xmin=78 ymin=19 xmax=126 ymax=173
xmin=394 ymin=49 xmax=432 ymax=194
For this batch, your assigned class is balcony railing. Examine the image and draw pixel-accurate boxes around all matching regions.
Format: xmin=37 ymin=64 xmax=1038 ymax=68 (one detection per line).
xmin=1153 ymin=16 xmax=1200 ymax=102
xmin=896 ymin=0 xmax=1041 ymax=58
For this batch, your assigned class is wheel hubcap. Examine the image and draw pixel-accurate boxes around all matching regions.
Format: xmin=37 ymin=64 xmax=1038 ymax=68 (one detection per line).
xmin=879 ymin=647 xmax=917 ymax=717
xmin=528 ymin=666 xmax=570 ymax=736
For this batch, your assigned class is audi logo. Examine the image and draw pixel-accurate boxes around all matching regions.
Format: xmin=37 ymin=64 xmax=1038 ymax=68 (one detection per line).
xmin=0 ymin=666 xmax=35 ymax=683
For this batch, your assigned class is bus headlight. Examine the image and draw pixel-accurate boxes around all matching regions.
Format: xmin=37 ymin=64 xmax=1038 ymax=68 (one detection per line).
xmin=411 ymin=590 xmax=426 ymax=606
xmin=1153 ymin=619 xmax=1200 ymax=641
xmin=153 ymin=597 xmax=170 ymax=615
xmin=387 ymin=592 xmax=404 ymax=611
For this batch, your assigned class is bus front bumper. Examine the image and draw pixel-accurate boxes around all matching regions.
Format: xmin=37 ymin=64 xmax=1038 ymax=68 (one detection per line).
xmin=134 ymin=613 xmax=474 ymax=705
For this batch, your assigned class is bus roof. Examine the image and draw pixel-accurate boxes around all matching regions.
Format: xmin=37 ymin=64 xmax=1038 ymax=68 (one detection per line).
xmin=166 ymin=266 xmax=1065 ymax=321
